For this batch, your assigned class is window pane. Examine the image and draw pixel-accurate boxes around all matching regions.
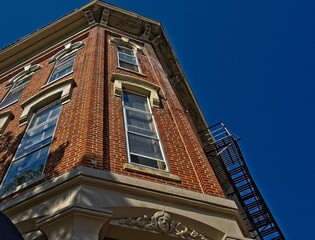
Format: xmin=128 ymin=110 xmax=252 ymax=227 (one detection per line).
xmin=33 ymin=109 xmax=50 ymax=127
xmin=59 ymin=52 xmax=76 ymax=63
xmin=13 ymin=75 xmax=32 ymax=89
xmin=126 ymin=109 xmax=156 ymax=137
xmin=49 ymin=65 xmax=73 ymax=82
xmin=48 ymin=53 xmax=76 ymax=83
xmin=118 ymin=47 xmax=133 ymax=55
xmin=16 ymin=103 xmax=61 ymax=158
xmin=118 ymin=53 xmax=137 ymax=65
xmin=119 ymin=61 xmax=139 ymax=72
xmin=0 ymin=91 xmax=21 ymax=109
xmin=30 ymin=102 xmax=61 ymax=129
xmin=16 ymin=119 xmax=58 ymax=158
xmin=0 ymin=102 xmax=62 ymax=193
xmin=0 ymin=145 xmax=50 ymax=194
xmin=122 ymin=91 xmax=167 ymax=171
xmin=128 ymin=133 xmax=163 ymax=160
xmin=55 ymin=61 xmax=73 ymax=73
xmin=130 ymin=154 xmax=166 ymax=170
xmin=0 ymin=75 xmax=31 ymax=109
xmin=123 ymin=93 xmax=149 ymax=112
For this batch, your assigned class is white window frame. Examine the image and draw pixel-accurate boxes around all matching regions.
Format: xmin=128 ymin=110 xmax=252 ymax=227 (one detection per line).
xmin=0 ymin=101 xmax=62 ymax=194
xmin=117 ymin=45 xmax=140 ymax=73
xmin=122 ymin=90 xmax=168 ymax=171
xmin=0 ymin=74 xmax=33 ymax=110
xmin=48 ymin=50 xmax=78 ymax=84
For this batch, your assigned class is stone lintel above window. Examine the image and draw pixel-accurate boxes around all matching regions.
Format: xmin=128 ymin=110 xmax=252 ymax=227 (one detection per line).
xmin=112 ymin=73 xmax=160 ymax=108
xmin=110 ymin=37 xmax=143 ymax=54
xmin=19 ymin=78 xmax=76 ymax=126
xmin=49 ymin=41 xmax=84 ymax=63
xmin=6 ymin=64 xmax=41 ymax=87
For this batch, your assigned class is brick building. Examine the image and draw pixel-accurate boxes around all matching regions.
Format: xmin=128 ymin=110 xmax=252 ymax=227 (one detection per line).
xmin=0 ymin=1 xmax=255 ymax=239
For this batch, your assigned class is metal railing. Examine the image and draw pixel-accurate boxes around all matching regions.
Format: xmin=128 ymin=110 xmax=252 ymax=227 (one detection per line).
xmin=199 ymin=122 xmax=285 ymax=240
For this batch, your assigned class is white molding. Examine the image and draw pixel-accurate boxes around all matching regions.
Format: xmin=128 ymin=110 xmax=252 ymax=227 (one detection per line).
xmin=49 ymin=41 xmax=84 ymax=63
xmin=0 ymin=110 xmax=14 ymax=136
xmin=110 ymin=37 xmax=143 ymax=53
xmin=123 ymin=163 xmax=180 ymax=182
xmin=7 ymin=64 xmax=41 ymax=86
xmin=0 ymin=166 xmax=250 ymax=240
xmin=19 ymin=78 xmax=76 ymax=126
xmin=112 ymin=73 xmax=160 ymax=108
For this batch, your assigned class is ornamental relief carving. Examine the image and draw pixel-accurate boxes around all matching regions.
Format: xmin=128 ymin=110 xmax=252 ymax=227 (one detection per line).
xmin=118 ymin=211 xmax=210 ymax=240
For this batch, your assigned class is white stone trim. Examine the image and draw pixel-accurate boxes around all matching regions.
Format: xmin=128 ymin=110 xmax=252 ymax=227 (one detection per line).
xmin=49 ymin=41 xmax=84 ymax=63
xmin=7 ymin=64 xmax=41 ymax=86
xmin=37 ymin=205 xmax=111 ymax=240
xmin=112 ymin=73 xmax=160 ymax=108
xmin=100 ymin=8 xmax=110 ymax=26
xmin=123 ymin=163 xmax=180 ymax=182
xmin=19 ymin=78 xmax=76 ymax=126
xmin=110 ymin=37 xmax=143 ymax=53
xmin=0 ymin=166 xmax=251 ymax=240
xmin=0 ymin=110 xmax=14 ymax=136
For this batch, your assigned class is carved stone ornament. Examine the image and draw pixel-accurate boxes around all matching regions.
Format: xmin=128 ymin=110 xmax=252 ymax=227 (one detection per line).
xmin=118 ymin=211 xmax=209 ymax=240
xmin=100 ymin=8 xmax=110 ymax=26
xmin=142 ymin=22 xmax=152 ymax=39
xmin=152 ymin=34 xmax=163 ymax=46
xmin=85 ymin=10 xmax=96 ymax=25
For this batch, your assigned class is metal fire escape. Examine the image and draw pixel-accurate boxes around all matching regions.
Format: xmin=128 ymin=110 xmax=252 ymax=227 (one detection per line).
xmin=198 ymin=122 xmax=285 ymax=240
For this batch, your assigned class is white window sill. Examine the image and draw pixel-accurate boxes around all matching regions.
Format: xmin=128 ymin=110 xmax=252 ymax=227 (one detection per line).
xmin=116 ymin=66 xmax=146 ymax=77
xmin=123 ymin=163 xmax=181 ymax=182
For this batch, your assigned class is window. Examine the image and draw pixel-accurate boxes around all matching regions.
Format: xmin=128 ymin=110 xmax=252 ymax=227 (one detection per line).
xmin=0 ymin=74 xmax=32 ymax=110
xmin=0 ymin=101 xmax=62 ymax=194
xmin=122 ymin=91 xmax=167 ymax=170
xmin=48 ymin=51 xmax=77 ymax=83
xmin=117 ymin=46 xmax=139 ymax=72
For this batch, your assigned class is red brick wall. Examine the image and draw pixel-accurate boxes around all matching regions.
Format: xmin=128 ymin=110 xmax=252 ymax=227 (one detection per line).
xmin=0 ymin=26 xmax=224 ymax=198
xmin=105 ymin=30 xmax=224 ymax=197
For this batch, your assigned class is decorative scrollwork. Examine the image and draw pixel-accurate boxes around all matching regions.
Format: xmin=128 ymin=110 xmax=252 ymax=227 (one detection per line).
xmin=118 ymin=210 xmax=209 ymax=240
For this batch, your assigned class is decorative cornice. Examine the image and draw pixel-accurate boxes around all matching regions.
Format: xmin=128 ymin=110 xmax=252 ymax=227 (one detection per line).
xmin=170 ymin=75 xmax=181 ymax=86
xmin=142 ymin=23 xmax=152 ymax=40
xmin=152 ymin=35 xmax=163 ymax=47
xmin=119 ymin=210 xmax=209 ymax=240
xmin=84 ymin=10 xmax=96 ymax=26
xmin=0 ymin=0 xmax=213 ymax=166
xmin=100 ymin=8 xmax=110 ymax=26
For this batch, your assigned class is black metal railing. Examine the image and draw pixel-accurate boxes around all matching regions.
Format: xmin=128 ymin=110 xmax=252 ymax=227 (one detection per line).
xmin=199 ymin=122 xmax=285 ymax=240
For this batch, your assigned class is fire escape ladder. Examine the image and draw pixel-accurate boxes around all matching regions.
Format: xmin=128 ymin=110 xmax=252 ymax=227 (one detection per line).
xmin=199 ymin=122 xmax=285 ymax=240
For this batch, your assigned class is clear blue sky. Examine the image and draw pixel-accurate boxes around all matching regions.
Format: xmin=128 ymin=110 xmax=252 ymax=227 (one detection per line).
xmin=1 ymin=1 xmax=314 ymax=239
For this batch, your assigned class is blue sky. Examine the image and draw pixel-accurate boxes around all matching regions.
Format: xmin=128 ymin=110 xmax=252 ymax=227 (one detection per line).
xmin=1 ymin=1 xmax=315 ymax=239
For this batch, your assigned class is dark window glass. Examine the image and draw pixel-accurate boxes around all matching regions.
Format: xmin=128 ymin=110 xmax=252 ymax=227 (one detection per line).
xmin=0 ymin=102 xmax=62 ymax=194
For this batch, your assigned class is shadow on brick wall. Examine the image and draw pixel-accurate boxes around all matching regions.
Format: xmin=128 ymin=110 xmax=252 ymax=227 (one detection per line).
xmin=46 ymin=139 xmax=70 ymax=178
xmin=0 ymin=131 xmax=23 ymax=180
